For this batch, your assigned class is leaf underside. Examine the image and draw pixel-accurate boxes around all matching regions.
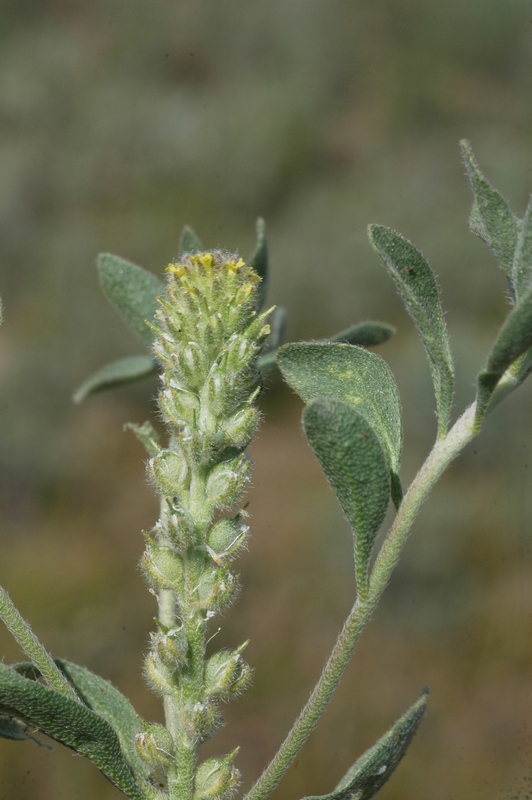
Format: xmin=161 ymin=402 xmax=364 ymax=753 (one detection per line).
xmin=73 ymin=355 xmax=157 ymax=403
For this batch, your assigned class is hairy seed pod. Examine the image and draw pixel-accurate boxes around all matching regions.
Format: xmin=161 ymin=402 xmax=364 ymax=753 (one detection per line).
xmin=194 ymin=750 xmax=240 ymax=800
xmin=207 ymin=519 xmax=248 ymax=564
xmin=206 ymin=455 xmax=250 ymax=509
xmin=142 ymin=546 xmax=184 ymax=591
xmin=182 ymin=701 xmax=220 ymax=744
xmin=149 ymin=449 xmax=188 ymax=496
xmin=204 ymin=645 xmax=252 ymax=700
xmin=135 ymin=724 xmax=176 ymax=768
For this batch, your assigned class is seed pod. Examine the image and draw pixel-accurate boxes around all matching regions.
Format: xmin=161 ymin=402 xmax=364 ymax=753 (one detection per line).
xmin=207 ymin=519 xmax=249 ymax=564
xmin=135 ymin=723 xmax=175 ymax=768
xmin=149 ymin=449 xmax=188 ymax=496
xmin=206 ymin=455 xmax=250 ymax=509
xmin=144 ymin=652 xmax=178 ymax=695
xmin=219 ymin=406 xmax=260 ymax=450
xmin=195 ymin=567 xmax=238 ymax=613
xmin=142 ymin=546 xmax=184 ymax=591
xmin=194 ymin=750 xmax=240 ymax=800
xmin=204 ymin=644 xmax=252 ymax=700
xmin=182 ymin=701 xmax=220 ymax=744
xmin=150 ymin=626 xmax=188 ymax=669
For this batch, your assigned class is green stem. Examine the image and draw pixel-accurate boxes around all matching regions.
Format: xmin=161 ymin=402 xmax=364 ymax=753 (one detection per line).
xmin=243 ymin=403 xmax=477 ymax=800
xmin=0 ymin=586 xmax=79 ymax=702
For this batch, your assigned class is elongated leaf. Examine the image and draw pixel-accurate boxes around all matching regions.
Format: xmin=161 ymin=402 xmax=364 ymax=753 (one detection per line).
xmin=178 ymin=224 xmax=204 ymax=256
xmin=303 ymin=690 xmax=428 ymax=800
xmin=460 ymin=140 xmax=520 ymax=280
xmin=475 ymin=282 xmax=532 ymax=427
xmin=368 ymin=224 xmax=454 ymax=438
xmin=278 ymin=343 xmax=402 ymax=505
xmin=330 ymin=321 xmax=396 ymax=348
xmin=248 ymin=218 xmax=268 ymax=307
xmin=98 ymin=253 xmax=164 ymax=348
xmin=73 ymin=355 xmax=157 ymax=403
xmin=0 ymin=663 xmax=146 ymax=799
xmin=303 ymin=398 xmax=390 ymax=595
xmin=512 ymin=195 xmax=532 ymax=300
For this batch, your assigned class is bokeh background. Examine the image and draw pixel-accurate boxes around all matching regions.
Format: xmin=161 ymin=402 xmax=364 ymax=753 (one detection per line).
xmin=1 ymin=1 xmax=532 ymax=798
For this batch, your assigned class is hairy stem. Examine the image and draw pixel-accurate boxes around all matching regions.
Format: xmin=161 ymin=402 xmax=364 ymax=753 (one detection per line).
xmin=244 ymin=403 xmax=477 ymax=800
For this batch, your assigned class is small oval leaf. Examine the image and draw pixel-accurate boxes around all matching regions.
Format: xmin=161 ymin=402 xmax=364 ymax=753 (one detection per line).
xmin=178 ymin=225 xmax=204 ymax=256
xmin=303 ymin=398 xmax=390 ymax=596
xmin=512 ymin=195 xmax=532 ymax=301
xmin=278 ymin=342 xmax=402 ymax=493
xmin=330 ymin=321 xmax=396 ymax=348
xmin=460 ymin=140 xmax=520 ymax=280
xmin=97 ymin=253 xmax=164 ymax=348
xmin=73 ymin=355 xmax=157 ymax=403
xmin=368 ymin=224 xmax=454 ymax=438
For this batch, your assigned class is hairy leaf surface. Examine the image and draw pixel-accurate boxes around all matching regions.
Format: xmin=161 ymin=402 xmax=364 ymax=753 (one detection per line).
xmin=248 ymin=217 xmax=268 ymax=307
xmin=303 ymin=398 xmax=390 ymax=594
xmin=368 ymin=224 xmax=454 ymax=437
xmin=512 ymin=195 xmax=532 ymax=300
xmin=178 ymin=224 xmax=204 ymax=256
xmin=98 ymin=253 xmax=164 ymax=348
xmin=73 ymin=355 xmax=157 ymax=403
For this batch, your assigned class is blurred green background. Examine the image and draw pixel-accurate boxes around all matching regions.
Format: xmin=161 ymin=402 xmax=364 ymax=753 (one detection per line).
xmin=1 ymin=1 xmax=532 ymax=798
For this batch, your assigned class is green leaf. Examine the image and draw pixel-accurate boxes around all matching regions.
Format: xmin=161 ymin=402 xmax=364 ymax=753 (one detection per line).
xmin=475 ymin=282 xmax=532 ymax=428
xmin=368 ymin=224 xmax=454 ymax=438
xmin=278 ymin=343 xmax=402 ymax=506
xmin=512 ymin=195 xmax=532 ymax=301
xmin=330 ymin=321 xmax=396 ymax=348
xmin=124 ymin=421 xmax=161 ymax=457
xmin=98 ymin=253 xmax=164 ymax=349
xmin=248 ymin=217 xmax=268 ymax=307
xmin=56 ymin=660 xmax=151 ymax=782
xmin=460 ymin=140 xmax=520 ymax=280
xmin=303 ymin=689 xmax=428 ymax=800
xmin=302 ymin=398 xmax=390 ymax=596
xmin=178 ymin=224 xmax=204 ymax=256
xmin=0 ymin=663 xmax=146 ymax=799
xmin=73 ymin=355 xmax=157 ymax=403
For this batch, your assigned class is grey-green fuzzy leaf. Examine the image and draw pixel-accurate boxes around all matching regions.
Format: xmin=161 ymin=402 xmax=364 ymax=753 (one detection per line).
xmin=512 ymin=195 xmax=532 ymax=300
xmin=329 ymin=321 xmax=396 ymax=348
xmin=248 ymin=217 xmax=268 ymax=307
xmin=73 ymin=355 xmax=157 ymax=403
xmin=178 ymin=225 xmax=204 ymax=256
xmin=303 ymin=398 xmax=390 ymax=595
xmin=368 ymin=224 xmax=454 ymax=438
xmin=475 ymin=282 xmax=532 ymax=427
xmin=278 ymin=342 xmax=402 ymax=490
xmin=98 ymin=253 xmax=164 ymax=348
xmin=303 ymin=689 xmax=428 ymax=800
xmin=460 ymin=140 xmax=520 ymax=280
xmin=0 ymin=663 xmax=146 ymax=799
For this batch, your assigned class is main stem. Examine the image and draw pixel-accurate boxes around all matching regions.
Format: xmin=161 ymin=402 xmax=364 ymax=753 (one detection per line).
xmin=244 ymin=403 xmax=477 ymax=800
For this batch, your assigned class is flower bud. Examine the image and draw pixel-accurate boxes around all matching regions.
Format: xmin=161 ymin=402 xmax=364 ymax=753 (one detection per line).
xmin=135 ymin=723 xmax=175 ymax=768
xmin=194 ymin=750 xmax=240 ymax=800
xmin=207 ymin=519 xmax=248 ymax=564
xmin=159 ymin=386 xmax=199 ymax=427
xmin=204 ymin=644 xmax=251 ymax=700
xmin=218 ymin=406 xmax=260 ymax=450
xmin=142 ymin=546 xmax=184 ymax=591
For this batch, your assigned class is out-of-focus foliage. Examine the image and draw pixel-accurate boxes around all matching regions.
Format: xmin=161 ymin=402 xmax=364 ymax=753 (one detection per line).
xmin=1 ymin=2 xmax=532 ymax=799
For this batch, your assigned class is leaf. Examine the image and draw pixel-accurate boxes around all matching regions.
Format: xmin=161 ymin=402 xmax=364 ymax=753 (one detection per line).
xmin=368 ymin=224 xmax=454 ymax=438
xmin=303 ymin=398 xmax=390 ymax=596
xmin=248 ymin=218 xmax=268 ymax=307
xmin=475 ymin=282 xmax=532 ymax=428
xmin=512 ymin=195 xmax=532 ymax=301
xmin=330 ymin=321 xmax=396 ymax=348
xmin=124 ymin=420 xmax=161 ymax=457
xmin=56 ymin=660 xmax=151 ymax=782
xmin=460 ymin=140 xmax=520 ymax=280
xmin=97 ymin=253 xmax=164 ymax=348
xmin=178 ymin=224 xmax=204 ymax=256
xmin=303 ymin=690 xmax=428 ymax=800
xmin=278 ymin=342 xmax=402 ymax=505
xmin=0 ymin=663 xmax=146 ymax=799
xmin=73 ymin=355 xmax=157 ymax=403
